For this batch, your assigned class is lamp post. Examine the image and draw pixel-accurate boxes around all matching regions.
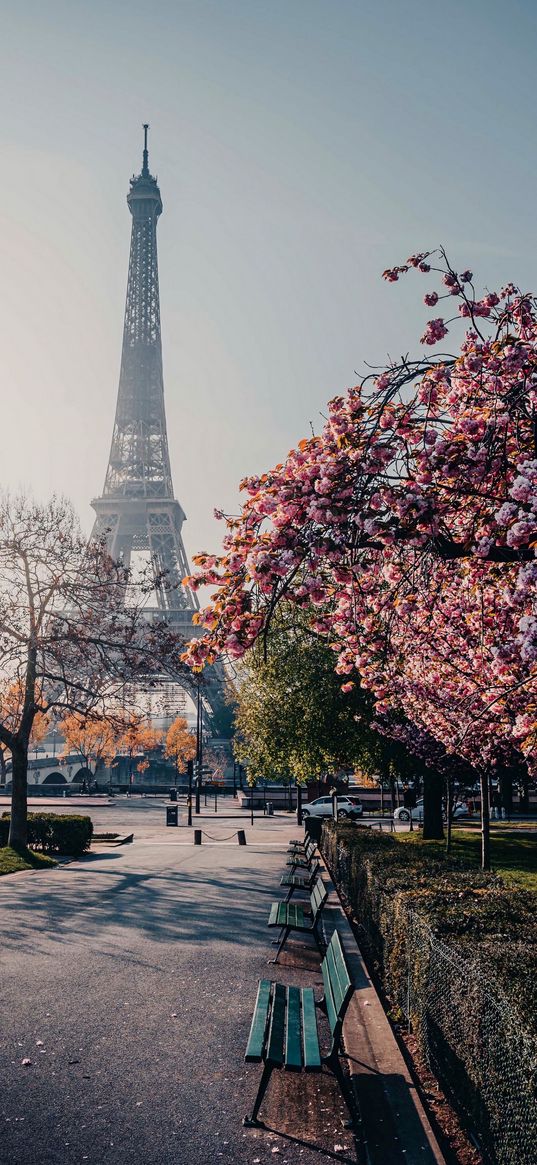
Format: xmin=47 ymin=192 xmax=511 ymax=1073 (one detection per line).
xmin=195 ymin=675 xmax=202 ymax=815
xmin=296 ymin=781 xmax=303 ymax=826
xmin=187 ymin=758 xmax=194 ymax=826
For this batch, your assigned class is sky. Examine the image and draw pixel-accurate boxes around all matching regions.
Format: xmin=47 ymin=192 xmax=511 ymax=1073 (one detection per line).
xmin=2 ymin=0 xmax=537 ymax=568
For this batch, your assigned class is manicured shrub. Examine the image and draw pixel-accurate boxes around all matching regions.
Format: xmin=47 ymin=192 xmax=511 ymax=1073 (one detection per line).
xmin=321 ymin=822 xmax=537 ymax=1165
xmin=1 ymin=812 xmax=92 ymax=856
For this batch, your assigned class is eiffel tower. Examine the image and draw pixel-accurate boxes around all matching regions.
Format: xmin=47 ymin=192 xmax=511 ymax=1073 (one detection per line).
xmin=91 ymin=127 xmax=230 ymax=733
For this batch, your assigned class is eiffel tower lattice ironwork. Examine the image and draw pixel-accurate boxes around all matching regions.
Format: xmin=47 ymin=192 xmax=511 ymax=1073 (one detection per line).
xmin=91 ymin=128 xmax=229 ymax=732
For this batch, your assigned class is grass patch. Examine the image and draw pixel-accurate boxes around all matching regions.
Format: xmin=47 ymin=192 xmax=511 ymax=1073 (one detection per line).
xmin=395 ymin=826 xmax=537 ymax=891
xmin=0 ymin=846 xmax=57 ymax=876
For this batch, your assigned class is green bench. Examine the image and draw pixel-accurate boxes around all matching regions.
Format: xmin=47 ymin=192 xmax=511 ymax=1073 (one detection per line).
xmin=280 ymin=860 xmax=320 ymax=902
xmin=285 ymin=839 xmax=317 ymax=873
xmin=268 ymin=876 xmax=328 ymax=963
xmin=243 ymin=928 xmax=355 ymax=1128
xmin=287 ymin=835 xmax=316 ymax=858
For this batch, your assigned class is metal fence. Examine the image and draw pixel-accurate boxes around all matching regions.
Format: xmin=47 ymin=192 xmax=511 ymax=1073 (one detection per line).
xmin=403 ymin=911 xmax=537 ymax=1165
xmin=322 ymin=830 xmax=537 ymax=1165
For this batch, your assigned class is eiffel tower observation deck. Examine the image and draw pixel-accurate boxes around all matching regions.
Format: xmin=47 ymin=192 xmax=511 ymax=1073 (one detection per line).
xmin=91 ymin=126 xmax=198 ymax=635
xmin=91 ymin=129 xmax=230 ymax=732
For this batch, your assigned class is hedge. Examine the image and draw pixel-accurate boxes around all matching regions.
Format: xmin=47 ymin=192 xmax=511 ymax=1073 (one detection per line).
xmin=0 ymin=813 xmax=93 ymax=857
xmin=321 ymin=822 xmax=537 ymax=1165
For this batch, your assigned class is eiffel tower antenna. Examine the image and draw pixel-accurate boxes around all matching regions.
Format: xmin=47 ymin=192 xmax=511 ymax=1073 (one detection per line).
xmin=142 ymin=123 xmax=149 ymax=176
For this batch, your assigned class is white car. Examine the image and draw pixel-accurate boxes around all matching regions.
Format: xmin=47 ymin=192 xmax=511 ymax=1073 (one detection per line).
xmin=393 ymin=798 xmax=468 ymax=823
xmin=303 ymin=795 xmax=363 ymax=820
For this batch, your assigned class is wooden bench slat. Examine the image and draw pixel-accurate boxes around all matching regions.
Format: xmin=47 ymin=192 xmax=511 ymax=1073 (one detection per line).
xmin=311 ymin=879 xmax=327 ymax=914
xmin=323 ymin=963 xmax=339 ymax=1036
xmin=329 ymin=932 xmax=352 ymax=1014
xmin=325 ymin=939 xmax=345 ymax=1016
xmin=268 ymin=903 xmax=280 ymax=927
xmin=266 ymin=982 xmax=286 ymax=1065
xmin=289 ymin=903 xmax=304 ymax=928
xmin=245 ymin=979 xmax=272 ymax=1062
xmin=268 ymin=901 xmax=307 ymax=929
xmin=301 ymin=987 xmax=321 ymax=1070
xmin=285 ymin=987 xmax=302 ymax=1070
xmin=322 ymin=932 xmax=353 ymax=1039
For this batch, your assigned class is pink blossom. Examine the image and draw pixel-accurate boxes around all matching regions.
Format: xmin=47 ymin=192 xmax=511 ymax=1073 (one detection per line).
xmin=420 ymin=318 xmax=448 ymax=346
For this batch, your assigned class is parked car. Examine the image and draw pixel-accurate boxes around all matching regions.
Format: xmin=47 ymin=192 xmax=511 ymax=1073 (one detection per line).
xmin=303 ymin=795 xmax=363 ymax=820
xmin=393 ymin=798 xmax=468 ymax=823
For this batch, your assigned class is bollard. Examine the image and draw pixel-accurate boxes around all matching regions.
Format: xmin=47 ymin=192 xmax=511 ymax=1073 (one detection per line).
xmin=237 ymin=829 xmax=247 ymax=846
xmin=194 ymin=829 xmax=202 ymax=845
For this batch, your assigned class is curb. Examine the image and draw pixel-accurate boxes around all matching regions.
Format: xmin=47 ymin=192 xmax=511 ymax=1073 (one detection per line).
xmin=321 ymin=880 xmax=446 ymax=1164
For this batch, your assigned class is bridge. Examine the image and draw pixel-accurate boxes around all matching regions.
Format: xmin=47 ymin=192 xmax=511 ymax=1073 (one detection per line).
xmin=2 ymin=754 xmax=93 ymax=792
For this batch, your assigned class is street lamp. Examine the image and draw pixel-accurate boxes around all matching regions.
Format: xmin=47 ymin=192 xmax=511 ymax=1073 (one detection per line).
xmin=195 ymin=674 xmax=203 ymax=815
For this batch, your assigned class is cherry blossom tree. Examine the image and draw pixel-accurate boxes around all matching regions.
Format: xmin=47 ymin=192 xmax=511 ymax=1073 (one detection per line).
xmin=182 ymin=251 xmax=536 ymax=863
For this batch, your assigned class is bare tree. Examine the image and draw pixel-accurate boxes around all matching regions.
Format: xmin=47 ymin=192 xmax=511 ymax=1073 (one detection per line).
xmin=0 ymin=492 xmax=182 ymax=851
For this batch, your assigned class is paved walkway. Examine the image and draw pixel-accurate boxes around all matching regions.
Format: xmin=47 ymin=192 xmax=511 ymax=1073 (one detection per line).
xmin=0 ymin=804 xmax=444 ymax=1164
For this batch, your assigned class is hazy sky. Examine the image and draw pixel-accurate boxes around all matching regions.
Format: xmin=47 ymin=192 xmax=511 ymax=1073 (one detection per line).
xmin=2 ymin=0 xmax=537 ymax=566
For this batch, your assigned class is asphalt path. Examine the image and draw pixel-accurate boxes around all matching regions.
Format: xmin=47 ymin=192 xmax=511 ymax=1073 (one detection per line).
xmin=0 ymin=804 xmax=358 ymax=1165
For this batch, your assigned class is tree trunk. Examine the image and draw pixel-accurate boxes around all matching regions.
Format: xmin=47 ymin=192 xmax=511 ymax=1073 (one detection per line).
xmin=480 ymin=769 xmax=491 ymax=870
xmin=518 ymin=762 xmax=529 ymax=813
xmin=499 ymin=767 xmax=513 ymax=821
xmin=422 ymin=771 xmax=444 ymax=840
xmin=8 ymin=742 xmax=29 ymax=852
xmin=0 ymin=746 xmax=6 ymax=784
xmin=445 ymin=774 xmax=453 ymax=854
xmin=296 ymin=782 xmax=303 ymax=826
xmin=389 ymin=774 xmax=396 ymax=812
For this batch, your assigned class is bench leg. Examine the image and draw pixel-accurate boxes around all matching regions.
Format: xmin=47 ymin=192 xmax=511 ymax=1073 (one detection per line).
xmin=243 ymin=1061 xmax=274 ymax=1127
xmin=268 ymin=925 xmax=290 ymax=964
xmin=312 ymin=919 xmax=327 ymax=955
xmin=326 ymin=1052 xmax=357 ymax=1130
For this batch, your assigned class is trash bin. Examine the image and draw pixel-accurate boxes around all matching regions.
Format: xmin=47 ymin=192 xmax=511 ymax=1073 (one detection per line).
xmin=169 ymin=788 xmax=177 ymax=802
xmin=166 ymin=805 xmax=178 ymax=827
xmin=267 ymin=802 xmax=274 ymax=816
xmin=304 ymin=815 xmax=322 ymax=842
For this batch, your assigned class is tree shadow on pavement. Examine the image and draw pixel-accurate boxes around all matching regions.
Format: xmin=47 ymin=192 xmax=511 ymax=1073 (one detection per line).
xmin=0 ymin=859 xmax=291 ymax=956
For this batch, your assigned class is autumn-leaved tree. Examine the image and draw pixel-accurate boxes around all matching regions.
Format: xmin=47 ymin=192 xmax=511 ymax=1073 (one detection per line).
xmin=0 ymin=680 xmax=50 ymax=784
xmin=59 ymin=713 xmax=118 ymax=777
xmin=164 ymin=716 xmax=196 ymax=784
xmin=0 ymin=492 xmax=181 ymax=852
xmin=116 ymin=713 xmax=162 ymax=779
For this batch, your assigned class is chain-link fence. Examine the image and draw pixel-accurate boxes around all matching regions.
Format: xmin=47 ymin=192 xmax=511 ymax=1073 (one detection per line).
xmin=403 ymin=910 xmax=537 ymax=1165
xmin=322 ymin=827 xmax=537 ymax=1165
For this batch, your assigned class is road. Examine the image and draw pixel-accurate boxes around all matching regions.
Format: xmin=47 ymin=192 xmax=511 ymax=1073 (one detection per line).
xmin=0 ymin=803 xmax=358 ymax=1165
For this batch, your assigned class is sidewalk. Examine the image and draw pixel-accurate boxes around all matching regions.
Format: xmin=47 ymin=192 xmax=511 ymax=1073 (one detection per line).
xmin=0 ymin=803 xmax=446 ymax=1163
